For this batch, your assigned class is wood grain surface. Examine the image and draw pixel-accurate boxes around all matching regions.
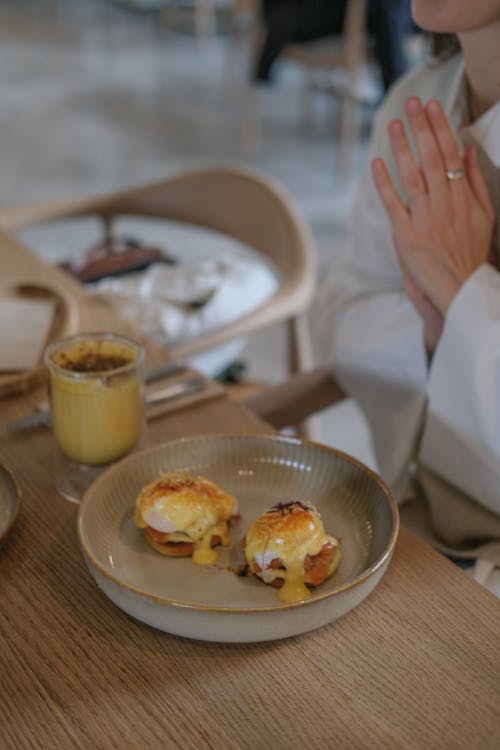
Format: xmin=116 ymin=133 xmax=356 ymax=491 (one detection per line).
xmin=1 ymin=233 xmax=499 ymax=750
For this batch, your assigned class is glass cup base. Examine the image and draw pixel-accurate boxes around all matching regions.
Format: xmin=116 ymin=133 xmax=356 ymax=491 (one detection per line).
xmin=56 ymin=462 xmax=107 ymax=504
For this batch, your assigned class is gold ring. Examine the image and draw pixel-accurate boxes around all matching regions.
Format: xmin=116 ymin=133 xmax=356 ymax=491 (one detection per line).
xmin=446 ymin=168 xmax=465 ymax=181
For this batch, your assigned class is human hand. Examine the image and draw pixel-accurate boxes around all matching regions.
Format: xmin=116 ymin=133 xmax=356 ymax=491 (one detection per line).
xmin=371 ymin=97 xmax=494 ymax=343
xmin=399 ymin=263 xmax=443 ymax=354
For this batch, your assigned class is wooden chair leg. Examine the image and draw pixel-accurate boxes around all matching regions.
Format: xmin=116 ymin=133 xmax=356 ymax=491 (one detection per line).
xmin=286 ymin=314 xmax=321 ymax=440
xmin=287 ymin=314 xmax=315 ymax=374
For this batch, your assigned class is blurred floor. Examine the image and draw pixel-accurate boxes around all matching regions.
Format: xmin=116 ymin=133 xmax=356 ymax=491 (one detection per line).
xmin=0 ymin=0 xmax=376 ymax=467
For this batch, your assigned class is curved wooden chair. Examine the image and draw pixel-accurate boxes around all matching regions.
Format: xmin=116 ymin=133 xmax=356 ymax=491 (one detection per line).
xmin=239 ymin=0 xmax=371 ymax=179
xmin=282 ymin=0 xmax=370 ymax=178
xmin=242 ymin=366 xmax=346 ymax=433
xmin=0 ymin=165 xmax=318 ymax=428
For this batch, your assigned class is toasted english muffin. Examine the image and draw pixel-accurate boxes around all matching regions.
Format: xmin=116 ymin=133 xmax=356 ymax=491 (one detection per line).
xmin=243 ymin=501 xmax=340 ymax=602
xmin=134 ymin=471 xmax=238 ymax=565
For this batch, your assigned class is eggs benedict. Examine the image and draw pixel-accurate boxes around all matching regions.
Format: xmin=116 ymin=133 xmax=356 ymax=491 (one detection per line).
xmin=243 ymin=501 xmax=340 ymax=602
xmin=134 ymin=471 xmax=238 ymax=565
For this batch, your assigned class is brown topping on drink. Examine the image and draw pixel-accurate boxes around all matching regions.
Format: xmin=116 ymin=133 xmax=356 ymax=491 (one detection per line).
xmin=56 ymin=351 xmax=133 ymax=373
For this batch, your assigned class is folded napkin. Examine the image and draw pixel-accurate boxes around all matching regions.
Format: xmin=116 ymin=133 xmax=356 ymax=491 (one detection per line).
xmin=0 ymin=297 xmax=55 ymax=371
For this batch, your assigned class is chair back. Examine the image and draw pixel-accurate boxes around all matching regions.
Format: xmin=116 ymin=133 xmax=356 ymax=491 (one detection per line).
xmin=0 ymin=166 xmax=316 ymax=366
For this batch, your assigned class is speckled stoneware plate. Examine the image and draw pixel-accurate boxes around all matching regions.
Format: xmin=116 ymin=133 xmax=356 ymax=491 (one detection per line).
xmin=0 ymin=464 xmax=22 ymax=543
xmin=78 ymin=434 xmax=399 ymax=643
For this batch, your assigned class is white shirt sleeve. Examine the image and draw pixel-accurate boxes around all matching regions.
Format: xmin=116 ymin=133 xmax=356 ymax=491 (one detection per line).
xmin=420 ymin=264 xmax=500 ymax=515
xmin=318 ymin=160 xmax=429 ymax=500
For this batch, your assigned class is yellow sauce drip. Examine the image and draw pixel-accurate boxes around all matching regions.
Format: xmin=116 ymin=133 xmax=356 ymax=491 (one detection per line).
xmin=192 ymin=542 xmax=218 ymax=566
xmin=277 ymin=558 xmax=312 ymax=602
xmin=191 ymin=521 xmax=229 ymax=566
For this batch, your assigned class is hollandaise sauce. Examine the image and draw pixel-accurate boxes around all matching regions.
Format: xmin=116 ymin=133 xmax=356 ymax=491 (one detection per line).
xmin=192 ymin=521 xmax=230 ymax=565
xmin=276 ymin=560 xmax=312 ymax=603
xmin=135 ymin=471 xmax=237 ymax=564
xmin=245 ymin=501 xmax=339 ymax=603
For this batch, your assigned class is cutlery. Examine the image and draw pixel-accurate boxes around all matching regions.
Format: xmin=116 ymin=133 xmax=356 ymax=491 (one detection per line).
xmin=8 ymin=360 xmax=193 ymax=432
xmin=146 ymin=377 xmax=206 ymax=407
xmin=143 ymin=360 xmax=187 ymax=384
xmin=9 ymin=409 xmax=52 ymax=431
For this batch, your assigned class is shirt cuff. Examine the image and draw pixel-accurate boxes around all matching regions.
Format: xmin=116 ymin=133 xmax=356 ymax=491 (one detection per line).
xmin=420 ymin=264 xmax=500 ymax=512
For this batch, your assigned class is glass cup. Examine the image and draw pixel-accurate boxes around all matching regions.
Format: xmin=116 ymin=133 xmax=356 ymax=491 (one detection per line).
xmin=44 ymin=332 xmax=145 ymax=502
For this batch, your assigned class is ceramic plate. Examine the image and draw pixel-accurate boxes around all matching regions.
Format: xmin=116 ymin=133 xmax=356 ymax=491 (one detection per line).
xmin=0 ymin=464 xmax=22 ymax=542
xmin=78 ymin=434 xmax=399 ymax=642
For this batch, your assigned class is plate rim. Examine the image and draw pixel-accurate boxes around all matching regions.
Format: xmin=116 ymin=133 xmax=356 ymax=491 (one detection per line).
xmin=0 ymin=463 xmax=22 ymax=543
xmin=77 ymin=432 xmax=399 ymax=613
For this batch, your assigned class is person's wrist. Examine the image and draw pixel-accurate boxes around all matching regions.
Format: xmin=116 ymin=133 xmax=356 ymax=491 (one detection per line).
xmin=435 ymin=274 xmax=462 ymax=316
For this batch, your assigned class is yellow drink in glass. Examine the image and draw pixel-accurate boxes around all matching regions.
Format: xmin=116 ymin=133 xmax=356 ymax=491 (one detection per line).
xmin=45 ymin=333 xmax=144 ymax=466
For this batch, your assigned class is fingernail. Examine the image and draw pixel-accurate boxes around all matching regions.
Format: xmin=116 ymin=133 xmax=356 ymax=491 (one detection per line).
xmin=388 ymin=119 xmax=404 ymax=137
xmin=406 ymin=97 xmax=421 ymax=115
xmin=427 ymin=99 xmax=441 ymax=117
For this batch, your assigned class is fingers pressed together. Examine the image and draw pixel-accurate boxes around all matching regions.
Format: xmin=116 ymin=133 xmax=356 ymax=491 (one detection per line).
xmin=370 ymin=96 xmax=494 ymax=339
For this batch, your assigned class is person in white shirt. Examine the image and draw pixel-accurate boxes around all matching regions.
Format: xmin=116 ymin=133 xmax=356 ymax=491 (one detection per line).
xmin=318 ymin=1 xmax=500 ymax=582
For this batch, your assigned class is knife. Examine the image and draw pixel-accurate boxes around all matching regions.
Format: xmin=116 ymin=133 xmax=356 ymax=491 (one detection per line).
xmin=144 ymin=360 xmax=187 ymax=384
xmin=145 ymin=377 xmax=206 ymax=411
xmin=7 ymin=360 xmax=191 ymax=432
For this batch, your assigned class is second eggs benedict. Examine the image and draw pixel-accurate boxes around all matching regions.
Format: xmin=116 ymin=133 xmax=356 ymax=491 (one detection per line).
xmin=242 ymin=500 xmax=340 ymax=602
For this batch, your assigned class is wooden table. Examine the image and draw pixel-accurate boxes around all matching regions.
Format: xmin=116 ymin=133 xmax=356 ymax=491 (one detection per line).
xmin=1 ymin=235 xmax=499 ymax=749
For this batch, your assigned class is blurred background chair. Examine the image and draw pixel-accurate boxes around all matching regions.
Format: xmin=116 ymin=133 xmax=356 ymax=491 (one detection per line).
xmin=161 ymin=0 xmax=218 ymax=38
xmin=240 ymin=0 xmax=419 ymax=178
xmin=160 ymin=0 xmax=255 ymax=39
xmin=243 ymin=365 xmax=347 ymax=432
xmin=0 ymin=165 xmax=319 ymax=435
xmin=239 ymin=0 xmax=372 ymax=177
